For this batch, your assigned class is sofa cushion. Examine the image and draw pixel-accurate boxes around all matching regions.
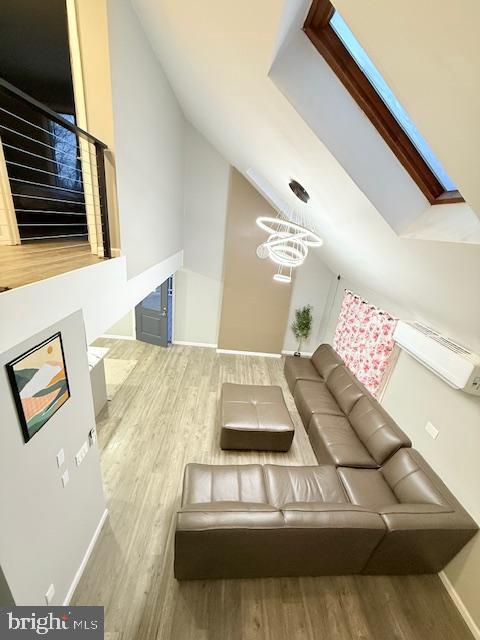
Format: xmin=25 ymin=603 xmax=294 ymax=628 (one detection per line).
xmin=311 ymin=344 xmax=344 ymax=379
xmin=264 ymin=464 xmax=347 ymax=508
xmin=308 ymin=413 xmax=378 ymax=468
xmin=326 ymin=366 xmax=367 ymax=416
xmin=284 ymin=355 xmax=322 ymax=394
xmin=337 ymin=467 xmax=398 ymax=509
xmin=182 ymin=463 xmax=269 ymax=506
xmin=348 ymin=396 xmax=411 ymax=465
xmin=294 ymin=380 xmax=343 ymax=429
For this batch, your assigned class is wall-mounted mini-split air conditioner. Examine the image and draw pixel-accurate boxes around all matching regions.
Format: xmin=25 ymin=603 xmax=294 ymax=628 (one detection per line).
xmin=393 ymin=321 xmax=480 ymax=396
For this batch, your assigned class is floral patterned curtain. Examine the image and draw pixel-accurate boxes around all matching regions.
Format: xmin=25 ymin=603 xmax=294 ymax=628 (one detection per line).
xmin=333 ymin=291 xmax=397 ymax=397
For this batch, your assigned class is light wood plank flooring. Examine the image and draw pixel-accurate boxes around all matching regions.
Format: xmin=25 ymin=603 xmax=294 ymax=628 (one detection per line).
xmin=0 ymin=240 xmax=104 ymax=290
xmin=72 ymin=340 xmax=474 ymax=640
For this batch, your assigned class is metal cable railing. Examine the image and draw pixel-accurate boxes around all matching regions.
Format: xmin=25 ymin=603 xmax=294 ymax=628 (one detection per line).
xmin=0 ymin=77 xmax=111 ymax=256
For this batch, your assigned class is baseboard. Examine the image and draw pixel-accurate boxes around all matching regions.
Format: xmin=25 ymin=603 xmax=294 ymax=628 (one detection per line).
xmin=282 ymin=350 xmax=314 ymax=357
xmin=63 ymin=508 xmax=108 ymax=605
xmin=173 ymin=340 xmax=217 ymax=349
xmin=101 ymin=333 xmax=136 ymax=341
xmin=110 ymin=247 xmax=121 ymax=258
xmin=439 ymin=571 xmax=480 ymax=640
xmin=216 ymin=348 xmax=281 ymax=358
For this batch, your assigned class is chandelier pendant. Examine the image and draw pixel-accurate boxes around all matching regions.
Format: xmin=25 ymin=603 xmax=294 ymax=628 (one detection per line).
xmin=256 ymin=215 xmax=323 ymax=280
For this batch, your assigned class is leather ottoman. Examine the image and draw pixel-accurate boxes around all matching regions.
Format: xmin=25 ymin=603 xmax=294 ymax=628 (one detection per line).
xmin=220 ymin=383 xmax=294 ymax=451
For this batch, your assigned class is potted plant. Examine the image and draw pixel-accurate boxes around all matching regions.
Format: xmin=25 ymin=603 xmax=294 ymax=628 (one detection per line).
xmin=291 ymin=305 xmax=313 ymax=357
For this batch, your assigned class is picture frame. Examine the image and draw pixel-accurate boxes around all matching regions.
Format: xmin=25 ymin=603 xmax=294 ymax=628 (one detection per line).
xmin=6 ymin=332 xmax=71 ymax=443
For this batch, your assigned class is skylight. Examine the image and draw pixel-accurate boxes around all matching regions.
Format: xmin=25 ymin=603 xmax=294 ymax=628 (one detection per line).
xmin=330 ymin=11 xmax=456 ymax=192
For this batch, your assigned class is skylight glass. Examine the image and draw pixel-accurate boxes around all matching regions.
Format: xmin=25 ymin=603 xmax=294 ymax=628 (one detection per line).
xmin=330 ymin=11 xmax=456 ymax=192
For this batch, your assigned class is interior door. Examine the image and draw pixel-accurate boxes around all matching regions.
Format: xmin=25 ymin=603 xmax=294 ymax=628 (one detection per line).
xmin=135 ymin=279 xmax=170 ymax=347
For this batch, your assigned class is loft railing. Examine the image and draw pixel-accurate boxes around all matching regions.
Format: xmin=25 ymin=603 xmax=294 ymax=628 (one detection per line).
xmin=0 ymin=77 xmax=111 ymax=258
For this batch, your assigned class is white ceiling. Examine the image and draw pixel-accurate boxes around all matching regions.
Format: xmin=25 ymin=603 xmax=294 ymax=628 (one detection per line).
xmin=132 ymin=0 xmax=480 ymax=349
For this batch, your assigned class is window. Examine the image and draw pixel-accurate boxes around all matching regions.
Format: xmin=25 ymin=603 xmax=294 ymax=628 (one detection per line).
xmin=304 ymin=0 xmax=463 ymax=205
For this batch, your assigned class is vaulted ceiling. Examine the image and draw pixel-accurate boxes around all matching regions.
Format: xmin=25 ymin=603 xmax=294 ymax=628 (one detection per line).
xmin=132 ymin=0 xmax=480 ymax=349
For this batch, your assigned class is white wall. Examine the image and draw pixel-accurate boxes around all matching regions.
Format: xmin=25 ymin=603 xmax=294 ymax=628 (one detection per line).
xmin=107 ymin=0 xmax=185 ymax=278
xmin=323 ymin=276 xmax=480 ymax=634
xmin=282 ymin=251 xmax=335 ymax=354
xmin=105 ymin=310 xmax=136 ymax=339
xmin=0 ymin=311 xmax=106 ymax=605
xmin=174 ymin=123 xmax=230 ymax=346
xmin=0 ymin=252 xmax=183 ymax=354
xmin=382 ymin=351 xmax=480 ymax=634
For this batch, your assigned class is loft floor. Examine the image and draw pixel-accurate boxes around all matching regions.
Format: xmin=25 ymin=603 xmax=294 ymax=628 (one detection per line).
xmin=72 ymin=340 xmax=474 ymax=640
xmin=0 ymin=239 xmax=104 ymax=290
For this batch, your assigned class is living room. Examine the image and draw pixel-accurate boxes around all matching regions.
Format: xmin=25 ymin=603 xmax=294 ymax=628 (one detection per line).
xmin=0 ymin=1 xmax=479 ymax=639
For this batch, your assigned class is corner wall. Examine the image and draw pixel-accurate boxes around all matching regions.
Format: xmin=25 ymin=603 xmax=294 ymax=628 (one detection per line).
xmin=0 ymin=311 xmax=106 ymax=605
xmin=218 ymin=169 xmax=292 ymax=354
xmin=107 ymin=0 xmax=185 ymax=278
xmin=174 ymin=123 xmax=230 ymax=346
xmin=282 ymin=252 xmax=335 ymax=354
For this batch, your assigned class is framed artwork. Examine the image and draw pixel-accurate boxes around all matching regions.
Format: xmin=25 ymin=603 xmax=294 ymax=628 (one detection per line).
xmin=6 ymin=332 xmax=70 ymax=443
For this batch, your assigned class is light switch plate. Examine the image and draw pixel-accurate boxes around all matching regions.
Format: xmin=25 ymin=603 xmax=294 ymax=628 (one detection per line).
xmin=61 ymin=470 xmax=69 ymax=487
xmin=75 ymin=441 xmax=89 ymax=466
xmin=45 ymin=584 xmax=55 ymax=605
xmin=56 ymin=449 xmax=65 ymax=468
xmin=425 ymin=421 xmax=439 ymax=440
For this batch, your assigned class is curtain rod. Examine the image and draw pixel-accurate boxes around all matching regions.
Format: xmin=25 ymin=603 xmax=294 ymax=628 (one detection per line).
xmin=343 ymin=289 xmax=396 ymax=319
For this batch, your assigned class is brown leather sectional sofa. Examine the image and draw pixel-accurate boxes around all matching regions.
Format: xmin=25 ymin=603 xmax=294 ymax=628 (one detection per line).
xmin=285 ymin=344 xmax=412 ymax=468
xmin=174 ymin=345 xmax=478 ymax=580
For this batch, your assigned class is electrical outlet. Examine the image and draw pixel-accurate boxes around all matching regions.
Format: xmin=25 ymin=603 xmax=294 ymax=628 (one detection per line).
xmin=45 ymin=584 xmax=55 ymax=605
xmin=61 ymin=470 xmax=69 ymax=487
xmin=56 ymin=449 xmax=65 ymax=468
xmin=425 ymin=422 xmax=439 ymax=440
xmin=75 ymin=441 xmax=89 ymax=466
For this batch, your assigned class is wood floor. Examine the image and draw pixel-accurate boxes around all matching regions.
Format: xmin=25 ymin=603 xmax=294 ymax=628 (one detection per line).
xmin=0 ymin=240 xmax=104 ymax=289
xmin=72 ymin=340 xmax=474 ymax=640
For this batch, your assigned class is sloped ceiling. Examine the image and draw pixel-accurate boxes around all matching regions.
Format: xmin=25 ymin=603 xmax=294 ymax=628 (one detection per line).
xmin=132 ymin=0 xmax=480 ymax=349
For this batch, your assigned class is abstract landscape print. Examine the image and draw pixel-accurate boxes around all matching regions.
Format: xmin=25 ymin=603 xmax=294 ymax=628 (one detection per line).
xmin=7 ymin=333 xmax=70 ymax=442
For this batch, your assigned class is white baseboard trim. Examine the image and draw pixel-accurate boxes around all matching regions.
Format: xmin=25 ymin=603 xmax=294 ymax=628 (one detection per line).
xmin=282 ymin=350 xmax=314 ymax=357
xmin=439 ymin=571 xmax=480 ymax=640
xmin=101 ymin=334 xmax=136 ymax=341
xmin=173 ymin=340 xmax=217 ymax=349
xmin=63 ymin=508 xmax=108 ymax=605
xmin=216 ymin=348 xmax=281 ymax=359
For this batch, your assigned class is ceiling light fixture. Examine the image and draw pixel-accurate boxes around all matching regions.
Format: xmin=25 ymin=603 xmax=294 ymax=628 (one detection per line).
xmin=273 ymin=273 xmax=292 ymax=284
xmin=254 ymin=177 xmax=323 ymax=283
xmin=289 ymin=179 xmax=310 ymax=203
xmin=273 ymin=263 xmax=292 ymax=283
xmin=256 ymin=215 xmax=323 ymax=282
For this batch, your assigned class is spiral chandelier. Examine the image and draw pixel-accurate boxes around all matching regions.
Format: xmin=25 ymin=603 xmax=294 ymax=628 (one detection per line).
xmin=255 ymin=180 xmax=323 ymax=283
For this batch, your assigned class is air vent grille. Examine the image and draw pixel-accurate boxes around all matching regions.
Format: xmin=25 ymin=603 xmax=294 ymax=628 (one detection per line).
xmin=414 ymin=323 xmax=472 ymax=356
